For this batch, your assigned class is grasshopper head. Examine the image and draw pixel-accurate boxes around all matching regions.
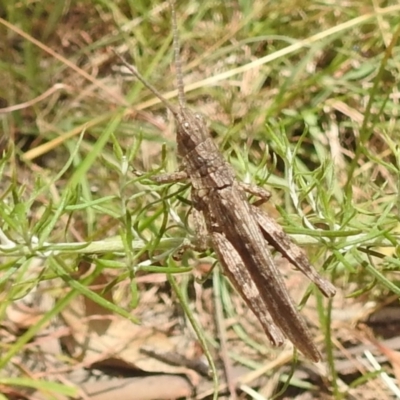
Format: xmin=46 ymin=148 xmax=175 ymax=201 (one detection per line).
xmin=175 ymin=108 xmax=210 ymax=157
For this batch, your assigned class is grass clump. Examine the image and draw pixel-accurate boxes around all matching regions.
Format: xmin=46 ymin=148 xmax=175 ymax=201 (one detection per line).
xmin=1 ymin=1 xmax=400 ymax=399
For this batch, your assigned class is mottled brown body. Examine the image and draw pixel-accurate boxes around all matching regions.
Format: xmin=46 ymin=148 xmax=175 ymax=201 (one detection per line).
xmin=118 ymin=2 xmax=336 ymax=362
xmin=174 ymin=111 xmax=335 ymax=362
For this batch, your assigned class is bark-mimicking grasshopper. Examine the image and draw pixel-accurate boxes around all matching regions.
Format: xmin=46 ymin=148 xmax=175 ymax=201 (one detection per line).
xmin=117 ymin=0 xmax=336 ymax=362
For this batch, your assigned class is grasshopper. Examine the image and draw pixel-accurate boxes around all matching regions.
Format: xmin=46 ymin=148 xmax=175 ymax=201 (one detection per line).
xmin=118 ymin=0 xmax=336 ymax=362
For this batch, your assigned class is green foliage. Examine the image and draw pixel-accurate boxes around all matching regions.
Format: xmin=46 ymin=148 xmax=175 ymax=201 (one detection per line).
xmin=1 ymin=0 xmax=400 ymax=398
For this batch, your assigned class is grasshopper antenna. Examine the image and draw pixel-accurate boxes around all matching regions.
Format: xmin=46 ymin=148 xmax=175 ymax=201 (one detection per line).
xmin=113 ymin=49 xmax=179 ymax=116
xmin=169 ymin=0 xmax=186 ymax=110
xmin=113 ymin=1 xmax=186 ymax=117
